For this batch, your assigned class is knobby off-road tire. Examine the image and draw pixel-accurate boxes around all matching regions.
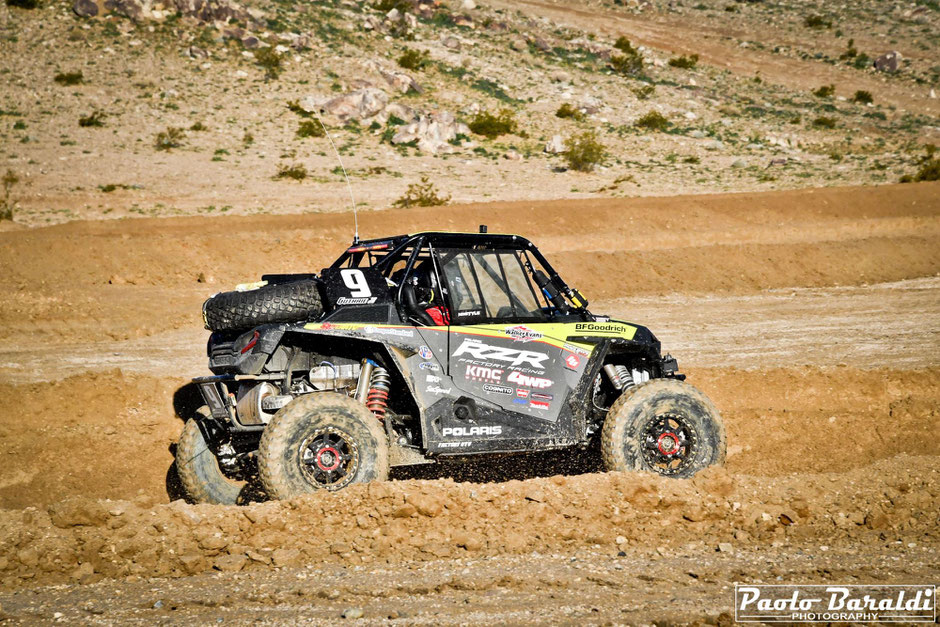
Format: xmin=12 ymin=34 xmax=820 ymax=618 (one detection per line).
xmin=202 ymin=280 xmax=323 ymax=332
xmin=176 ymin=407 xmax=245 ymax=505
xmin=601 ymin=379 xmax=726 ymax=479
xmin=258 ymin=393 xmax=389 ymax=500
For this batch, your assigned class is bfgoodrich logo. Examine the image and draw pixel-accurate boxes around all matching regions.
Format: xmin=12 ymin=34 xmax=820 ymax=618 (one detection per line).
xmin=734 ymin=584 xmax=935 ymax=623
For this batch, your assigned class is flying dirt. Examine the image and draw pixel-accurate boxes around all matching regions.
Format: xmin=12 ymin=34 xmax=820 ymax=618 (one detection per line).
xmin=0 ymin=184 xmax=938 ymax=622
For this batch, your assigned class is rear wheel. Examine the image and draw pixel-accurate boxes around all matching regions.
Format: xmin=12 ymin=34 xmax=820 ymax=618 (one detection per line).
xmin=601 ymin=379 xmax=725 ymax=479
xmin=176 ymin=408 xmax=245 ymax=505
xmin=257 ymin=394 xmax=389 ymax=500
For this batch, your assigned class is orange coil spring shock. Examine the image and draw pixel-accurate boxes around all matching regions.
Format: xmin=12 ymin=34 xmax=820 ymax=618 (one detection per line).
xmin=366 ymin=366 xmax=391 ymax=419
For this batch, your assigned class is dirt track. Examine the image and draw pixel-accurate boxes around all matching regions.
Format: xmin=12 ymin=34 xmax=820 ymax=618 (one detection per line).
xmin=0 ymin=183 xmax=938 ymax=621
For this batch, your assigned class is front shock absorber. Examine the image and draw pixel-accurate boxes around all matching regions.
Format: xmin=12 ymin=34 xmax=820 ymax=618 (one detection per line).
xmin=365 ymin=364 xmax=391 ymax=420
xmin=603 ymin=364 xmax=635 ymax=391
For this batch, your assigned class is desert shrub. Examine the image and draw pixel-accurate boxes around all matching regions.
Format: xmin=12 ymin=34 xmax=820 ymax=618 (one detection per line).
xmin=683 ymin=155 xmax=700 ymax=164
xmin=13 ymin=120 xmax=26 ymax=130
xmin=287 ymin=100 xmax=312 ymax=117
xmin=555 ymin=103 xmax=584 ymax=120
xmin=243 ymin=131 xmax=254 ymax=147
xmin=7 ymin=0 xmax=39 ymax=9
xmin=813 ymin=84 xmax=836 ymax=98
xmin=841 ymin=38 xmax=858 ymax=59
xmin=668 ymin=54 xmax=698 ymax=69
xmin=297 ymin=120 xmax=325 ymax=138
xmin=189 ymin=121 xmax=207 ymax=131
xmin=397 ymin=48 xmax=428 ymax=71
xmin=804 ymin=14 xmax=831 ymax=29
xmin=275 ymin=164 xmax=307 ymax=181
xmin=563 ymin=131 xmax=606 ymax=172
xmin=852 ymin=90 xmax=874 ymax=104
xmin=812 ymin=116 xmax=837 ymax=129
xmin=636 ymin=110 xmax=670 ymax=131
xmin=154 ymin=127 xmax=185 ymax=151
xmin=255 ymin=47 xmax=282 ymax=79
xmin=393 ymin=176 xmax=450 ymax=208
xmin=0 ymin=170 xmax=18 ymax=220
xmin=375 ymin=0 xmax=410 ymax=12
xmin=468 ymin=109 xmax=517 ymax=138
xmin=613 ymin=36 xmax=638 ymax=54
xmin=632 ymin=84 xmax=655 ymax=100
xmin=78 ymin=111 xmax=106 ymax=127
xmin=54 ymin=71 xmax=84 ymax=86
xmin=610 ymin=53 xmax=644 ymax=76
xmin=852 ymin=53 xmax=871 ymax=69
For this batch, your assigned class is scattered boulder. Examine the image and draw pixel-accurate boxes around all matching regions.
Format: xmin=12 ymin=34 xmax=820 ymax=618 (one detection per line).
xmin=378 ymin=67 xmax=422 ymax=94
xmin=509 ymin=36 xmax=527 ymax=52
xmin=544 ymin=135 xmax=566 ymax=154
xmin=392 ymin=111 xmax=470 ymax=154
xmin=315 ymin=88 xmax=389 ymax=123
xmin=441 ymin=35 xmax=461 ymax=50
xmin=48 ymin=498 xmax=109 ymax=528
xmin=873 ymin=50 xmax=902 ymax=73
xmin=72 ymin=0 xmax=99 ymax=17
xmin=454 ymin=14 xmax=473 ymax=28
xmin=459 ymin=0 xmax=475 ymax=10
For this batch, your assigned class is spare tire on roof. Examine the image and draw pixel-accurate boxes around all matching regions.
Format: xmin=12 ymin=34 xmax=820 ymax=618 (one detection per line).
xmin=202 ymin=279 xmax=323 ymax=332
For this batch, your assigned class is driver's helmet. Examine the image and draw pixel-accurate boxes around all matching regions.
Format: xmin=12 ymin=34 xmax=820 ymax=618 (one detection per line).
xmin=411 ymin=260 xmax=440 ymax=306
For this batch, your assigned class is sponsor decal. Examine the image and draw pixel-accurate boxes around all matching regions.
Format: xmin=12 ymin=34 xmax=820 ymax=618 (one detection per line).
xmin=363 ymin=326 xmax=414 ymax=338
xmin=457 ymin=309 xmax=482 ymax=317
xmin=531 ymin=392 xmax=554 ymax=401
xmin=529 ymin=399 xmax=550 ymax=411
xmin=426 ymin=385 xmax=451 ymax=395
xmin=573 ymin=322 xmax=630 ymax=334
xmin=465 ymin=365 xmax=504 ymax=383
xmin=516 ymin=389 xmax=530 ymax=399
xmin=564 ymin=354 xmax=581 ymax=370
xmin=442 ymin=426 xmax=502 ymax=437
xmin=453 ymin=338 xmax=549 ymax=370
xmin=504 ymin=325 xmax=543 ymax=343
xmin=418 ymin=345 xmax=434 ymax=360
xmin=734 ymin=584 xmax=935 ymax=623
xmin=320 ymin=322 xmax=336 ymax=330
xmin=512 ymin=398 xmax=528 ymax=405
xmin=336 ymin=296 xmax=378 ymax=306
xmin=563 ymin=342 xmax=591 ymax=357
xmin=507 ymin=370 xmax=552 ymax=389
xmin=438 ymin=441 xmax=471 ymax=449
xmin=418 ymin=361 xmax=441 ymax=371
xmin=482 ymin=384 xmax=513 ymax=395
xmin=426 ymin=375 xmax=442 ymax=383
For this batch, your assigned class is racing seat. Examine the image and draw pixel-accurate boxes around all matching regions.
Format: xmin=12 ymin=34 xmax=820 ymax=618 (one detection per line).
xmin=402 ymin=261 xmax=440 ymax=326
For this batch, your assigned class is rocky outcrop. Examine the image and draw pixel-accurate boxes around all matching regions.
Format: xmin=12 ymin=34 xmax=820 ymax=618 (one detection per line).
xmin=392 ymin=111 xmax=470 ymax=154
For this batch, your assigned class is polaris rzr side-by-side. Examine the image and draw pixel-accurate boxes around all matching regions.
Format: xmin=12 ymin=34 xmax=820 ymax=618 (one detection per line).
xmin=177 ymin=229 xmax=725 ymax=504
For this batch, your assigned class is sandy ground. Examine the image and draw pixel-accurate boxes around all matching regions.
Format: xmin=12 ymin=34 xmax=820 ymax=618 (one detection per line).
xmin=0 ymin=183 xmax=938 ymax=622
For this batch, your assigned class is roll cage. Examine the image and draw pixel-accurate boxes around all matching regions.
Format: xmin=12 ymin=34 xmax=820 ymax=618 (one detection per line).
xmin=329 ymin=232 xmax=592 ymax=325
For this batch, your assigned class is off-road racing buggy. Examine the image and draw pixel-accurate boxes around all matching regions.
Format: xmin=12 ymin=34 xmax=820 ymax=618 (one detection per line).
xmin=178 ymin=229 xmax=725 ymax=504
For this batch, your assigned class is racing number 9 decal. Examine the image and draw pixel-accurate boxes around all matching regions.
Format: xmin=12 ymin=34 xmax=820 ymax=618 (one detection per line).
xmin=340 ymin=269 xmax=372 ymax=298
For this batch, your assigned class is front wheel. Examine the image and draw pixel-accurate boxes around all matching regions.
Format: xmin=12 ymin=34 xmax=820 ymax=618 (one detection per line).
xmin=257 ymin=393 xmax=389 ymax=500
xmin=176 ymin=408 xmax=245 ymax=505
xmin=601 ymin=379 xmax=725 ymax=479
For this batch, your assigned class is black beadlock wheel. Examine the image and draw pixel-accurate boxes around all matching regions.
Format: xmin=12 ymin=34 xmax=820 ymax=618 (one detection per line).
xmin=257 ymin=393 xmax=389 ymax=500
xmin=601 ymin=379 xmax=726 ymax=479
xmin=202 ymin=279 xmax=323 ymax=332
xmin=175 ymin=407 xmax=245 ymax=505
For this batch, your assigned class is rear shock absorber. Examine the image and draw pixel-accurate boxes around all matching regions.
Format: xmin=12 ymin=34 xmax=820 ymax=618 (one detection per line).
xmin=603 ymin=364 xmax=636 ymax=391
xmin=365 ymin=363 xmax=391 ymax=420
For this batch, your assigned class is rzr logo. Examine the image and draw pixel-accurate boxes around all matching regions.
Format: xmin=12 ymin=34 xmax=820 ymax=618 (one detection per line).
xmin=507 ymin=370 xmax=552 ymax=389
xmin=442 ymin=426 xmax=502 ymax=437
xmin=453 ymin=338 xmax=548 ymax=369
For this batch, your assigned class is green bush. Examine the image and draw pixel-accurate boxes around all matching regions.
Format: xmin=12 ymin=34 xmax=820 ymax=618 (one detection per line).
xmin=555 ymin=103 xmax=584 ymax=120
xmin=54 ymin=71 xmax=84 ymax=86
xmin=636 ymin=110 xmax=669 ymax=131
xmin=812 ymin=116 xmax=837 ymax=129
xmin=468 ymin=109 xmax=517 ymax=138
xmin=813 ymin=84 xmax=835 ymax=98
xmin=611 ymin=36 xmax=644 ymax=76
xmin=154 ymin=127 xmax=185 ymax=151
xmin=397 ymin=49 xmax=429 ymax=71
xmin=563 ymin=131 xmax=606 ymax=172
xmin=255 ymin=47 xmax=282 ymax=79
xmin=375 ymin=0 xmax=410 ymax=11
xmin=78 ymin=111 xmax=106 ymax=127
xmin=393 ymin=176 xmax=450 ymax=208
xmin=0 ymin=169 xmax=18 ymax=221
xmin=668 ymin=54 xmax=698 ymax=69
xmin=852 ymin=90 xmax=874 ymax=104
xmin=7 ymin=0 xmax=39 ymax=9
xmin=632 ymin=84 xmax=655 ymax=100
xmin=804 ymin=15 xmax=831 ymax=29
xmin=297 ymin=120 xmax=325 ymax=138
xmin=189 ymin=121 xmax=208 ymax=131
xmin=613 ymin=36 xmax=638 ymax=55
xmin=275 ymin=164 xmax=307 ymax=181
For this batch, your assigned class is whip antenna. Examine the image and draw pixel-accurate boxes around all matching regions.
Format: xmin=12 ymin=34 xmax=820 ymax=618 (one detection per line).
xmin=312 ymin=106 xmax=359 ymax=244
